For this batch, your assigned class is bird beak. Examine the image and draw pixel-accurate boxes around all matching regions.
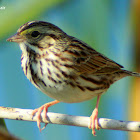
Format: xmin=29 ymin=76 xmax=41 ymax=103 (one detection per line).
xmin=7 ymin=34 xmax=25 ymax=43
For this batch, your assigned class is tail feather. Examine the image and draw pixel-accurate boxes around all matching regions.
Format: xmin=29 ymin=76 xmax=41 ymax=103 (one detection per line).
xmin=123 ymin=70 xmax=140 ymax=77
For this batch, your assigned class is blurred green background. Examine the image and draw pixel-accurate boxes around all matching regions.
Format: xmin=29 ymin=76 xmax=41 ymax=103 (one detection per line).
xmin=0 ymin=0 xmax=140 ymax=140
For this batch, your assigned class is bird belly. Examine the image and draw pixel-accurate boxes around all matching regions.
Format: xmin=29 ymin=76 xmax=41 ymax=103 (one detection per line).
xmin=36 ymin=74 xmax=108 ymax=103
xmin=39 ymin=83 xmax=106 ymax=103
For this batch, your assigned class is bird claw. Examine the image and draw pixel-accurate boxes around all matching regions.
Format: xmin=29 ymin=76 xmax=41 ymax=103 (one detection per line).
xmin=41 ymin=123 xmax=48 ymax=131
xmin=88 ymin=108 xmax=99 ymax=136
xmin=32 ymin=105 xmax=48 ymax=132
xmin=31 ymin=100 xmax=60 ymax=132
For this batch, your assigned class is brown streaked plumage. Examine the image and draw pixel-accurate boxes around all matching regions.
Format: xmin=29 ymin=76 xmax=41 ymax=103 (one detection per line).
xmin=7 ymin=21 xmax=140 ymax=136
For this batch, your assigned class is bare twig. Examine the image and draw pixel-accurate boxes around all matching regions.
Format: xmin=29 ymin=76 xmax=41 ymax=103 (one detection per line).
xmin=0 ymin=106 xmax=140 ymax=132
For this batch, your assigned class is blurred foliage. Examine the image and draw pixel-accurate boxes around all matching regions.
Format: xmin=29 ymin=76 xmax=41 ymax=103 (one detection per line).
xmin=0 ymin=119 xmax=7 ymax=131
xmin=0 ymin=119 xmax=20 ymax=140
xmin=0 ymin=0 xmax=66 ymax=39
xmin=0 ymin=126 xmax=21 ymax=140
xmin=129 ymin=0 xmax=140 ymax=139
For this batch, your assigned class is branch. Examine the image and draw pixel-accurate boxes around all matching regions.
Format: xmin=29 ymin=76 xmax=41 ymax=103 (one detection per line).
xmin=0 ymin=106 xmax=140 ymax=132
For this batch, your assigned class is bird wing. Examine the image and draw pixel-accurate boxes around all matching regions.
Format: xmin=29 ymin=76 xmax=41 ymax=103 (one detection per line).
xmin=65 ymin=37 xmax=123 ymax=75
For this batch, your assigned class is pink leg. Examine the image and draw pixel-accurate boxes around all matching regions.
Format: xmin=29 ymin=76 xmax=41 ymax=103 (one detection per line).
xmin=88 ymin=95 xmax=101 ymax=136
xmin=32 ymin=100 xmax=60 ymax=132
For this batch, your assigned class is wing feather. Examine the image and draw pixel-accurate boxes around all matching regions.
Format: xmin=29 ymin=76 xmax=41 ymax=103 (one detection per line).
xmin=64 ymin=36 xmax=123 ymax=75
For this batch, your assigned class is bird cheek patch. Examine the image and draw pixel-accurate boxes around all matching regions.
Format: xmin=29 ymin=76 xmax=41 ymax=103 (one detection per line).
xmin=38 ymin=36 xmax=56 ymax=48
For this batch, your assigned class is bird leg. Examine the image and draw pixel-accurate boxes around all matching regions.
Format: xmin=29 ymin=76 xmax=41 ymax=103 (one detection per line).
xmin=88 ymin=94 xmax=101 ymax=136
xmin=32 ymin=100 xmax=60 ymax=132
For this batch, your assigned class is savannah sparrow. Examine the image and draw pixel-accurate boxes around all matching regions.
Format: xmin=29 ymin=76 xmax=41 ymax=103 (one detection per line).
xmin=7 ymin=21 xmax=140 ymax=135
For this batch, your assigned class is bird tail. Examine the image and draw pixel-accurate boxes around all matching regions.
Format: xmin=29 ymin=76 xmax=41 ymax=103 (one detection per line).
xmin=123 ymin=70 xmax=140 ymax=77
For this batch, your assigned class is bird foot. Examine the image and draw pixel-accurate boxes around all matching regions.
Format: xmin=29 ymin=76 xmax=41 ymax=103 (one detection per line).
xmin=32 ymin=100 xmax=60 ymax=132
xmin=32 ymin=103 xmax=50 ymax=132
xmin=88 ymin=108 xmax=100 ymax=136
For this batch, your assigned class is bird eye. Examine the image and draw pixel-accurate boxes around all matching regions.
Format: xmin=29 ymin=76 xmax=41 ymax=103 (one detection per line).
xmin=31 ymin=31 xmax=40 ymax=38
